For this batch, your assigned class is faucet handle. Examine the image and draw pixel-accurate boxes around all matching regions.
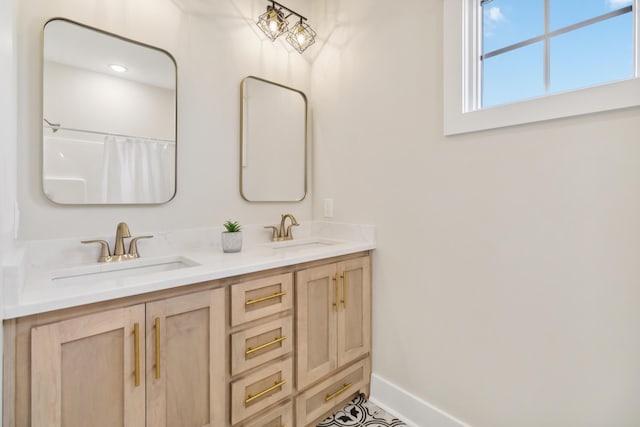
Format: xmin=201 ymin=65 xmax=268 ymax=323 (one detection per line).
xmin=128 ymin=235 xmax=153 ymax=258
xmin=81 ymin=240 xmax=112 ymax=263
xmin=264 ymin=226 xmax=278 ymax=241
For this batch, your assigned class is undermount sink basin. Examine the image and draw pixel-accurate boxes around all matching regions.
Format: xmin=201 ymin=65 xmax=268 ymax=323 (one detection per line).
xmin=268 ymin=238 xmax=341 ymax=251
xmin=51 ymin=256 xmax=200 ymax=287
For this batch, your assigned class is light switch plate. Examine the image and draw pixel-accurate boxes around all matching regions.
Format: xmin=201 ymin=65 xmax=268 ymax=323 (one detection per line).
xmin=323 ymin=198 xmax=334 ymax=218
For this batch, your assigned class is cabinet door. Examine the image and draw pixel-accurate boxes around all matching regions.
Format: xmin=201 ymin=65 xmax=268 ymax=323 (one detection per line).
xmin=296 ymin=263 xmax=338 ymax=389
xmin=146 ymin=288 xmax=226 ymax=427
xmin=31 ymin=305 xmax=146 ymax=427
xmin=337 ymin=257 xmax=371 ymax=366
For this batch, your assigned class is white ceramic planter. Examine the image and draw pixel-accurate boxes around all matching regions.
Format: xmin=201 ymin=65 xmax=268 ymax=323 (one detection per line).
xmin=221 ymin=231 xmax=243 ymax=253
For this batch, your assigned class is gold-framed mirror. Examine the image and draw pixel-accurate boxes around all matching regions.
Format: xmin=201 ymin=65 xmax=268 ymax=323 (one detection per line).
xmin=240 ymin=76 xmax=307 ymax=202
xmin=42 ymin=18 xmax=177 ymax=205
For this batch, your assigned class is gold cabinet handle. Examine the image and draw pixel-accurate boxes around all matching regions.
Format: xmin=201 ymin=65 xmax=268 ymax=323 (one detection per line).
xmin=325 ymin=383 xmax=353 ymax=401
xmin=245 ymin=380 xmax=286 ymax=404
xmin=340 ymin=273 xmax=347 ymax=309
xmin=333 ymin=273 xmax=339 ymax=312
xmin=245 ymin=291 xmax=286 ymax=306
xmin=246 ymin=336 xmax=287 ymax=355
xmin=155 ymin=318 xmax=161 ymax=379
xmin=133 ymin=323 xmax=140 ymax=387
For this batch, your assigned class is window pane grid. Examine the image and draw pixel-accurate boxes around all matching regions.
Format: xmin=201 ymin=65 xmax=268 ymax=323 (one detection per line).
xmin=482 ymin=5 xmax=633 ymax=60
xmin=479 ymin=0 xmax=635 ymax=108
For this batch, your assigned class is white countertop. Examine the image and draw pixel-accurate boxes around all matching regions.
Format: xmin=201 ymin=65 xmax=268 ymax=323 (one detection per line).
xmin=2 ymin=222 xmax=375 ymax=319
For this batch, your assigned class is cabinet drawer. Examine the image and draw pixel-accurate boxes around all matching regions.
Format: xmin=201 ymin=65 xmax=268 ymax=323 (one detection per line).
xmin=231 ymin=273 xmax=293 ymax=326
xmin=296 ymin=358 xmax=371 ymax=427
xmin=231 ymin=357 xmax=294 ymax=424
xmin=241 ymin=401 xmax=293 ymax=427
xmin=232 ymin=316 xmax=293 ymax=376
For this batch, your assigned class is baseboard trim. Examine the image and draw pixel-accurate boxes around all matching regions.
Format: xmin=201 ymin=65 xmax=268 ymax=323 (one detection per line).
xmin=369 ymin=373 xmax=471 ymax=427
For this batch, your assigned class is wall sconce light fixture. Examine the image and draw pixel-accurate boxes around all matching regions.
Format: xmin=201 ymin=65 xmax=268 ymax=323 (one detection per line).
xmin=256 ymin=1 xmax=316 ymax=53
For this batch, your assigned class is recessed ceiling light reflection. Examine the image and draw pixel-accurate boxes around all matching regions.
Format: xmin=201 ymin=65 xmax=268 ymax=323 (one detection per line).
xmin=109 ymin=64 xmax=128 ymax=73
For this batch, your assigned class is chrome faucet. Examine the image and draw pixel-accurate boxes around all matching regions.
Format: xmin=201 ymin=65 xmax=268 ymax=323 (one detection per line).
xmin=265 ymin=214 xmax=299 ymax=241
xmin=82 ymin=222 xmax=153 ymax=263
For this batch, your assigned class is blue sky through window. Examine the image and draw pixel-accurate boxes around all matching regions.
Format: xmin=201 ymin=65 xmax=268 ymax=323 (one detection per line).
xmin=481 ymin=0 xmax=634 ymax=108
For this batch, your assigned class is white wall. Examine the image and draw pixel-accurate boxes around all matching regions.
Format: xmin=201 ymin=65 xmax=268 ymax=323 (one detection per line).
xmin=17 ymin=0 xmax=314 ymax=240
xmin=311 ymin=1 xmax=640 ymax=426
xmin=1 ymin=0 xmax=17 ymax=241
xmin=0 ymin=0 xmax=18 ymax=417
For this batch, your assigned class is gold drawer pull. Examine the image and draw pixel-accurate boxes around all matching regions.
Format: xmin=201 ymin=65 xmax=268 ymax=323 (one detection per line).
xmin=246 ymin=336 xmax=287 ymax=355
xmin=333 ymin=274 xmax=339 ymax=312
xmin=245 ymin=291 xmax=286 ymax=306
xmin=325 ymin=383 xmax=352 ymax=402
xmin=155 ymin=318 xmax=161 ymax=379
xmin=341 ymin=273 xmax=347 ymax=309
xmin=245 ymin=380 xmax=286 ymax=404
xmin=133 ymin=323 xmax=140 ymax=387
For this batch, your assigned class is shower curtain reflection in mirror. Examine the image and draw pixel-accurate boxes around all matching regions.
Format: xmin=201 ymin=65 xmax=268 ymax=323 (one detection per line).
xmin=101 ymin=136 xmax=175 ymax=203
xmin=42 ymin=129 xmax=176 ymax=204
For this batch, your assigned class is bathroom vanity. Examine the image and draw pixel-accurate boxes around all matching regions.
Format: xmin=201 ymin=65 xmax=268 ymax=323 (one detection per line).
xmin=14 ymin=11 xmax=373 ymax=427
xmin=2 ymin=223 xmax=375 ymax=427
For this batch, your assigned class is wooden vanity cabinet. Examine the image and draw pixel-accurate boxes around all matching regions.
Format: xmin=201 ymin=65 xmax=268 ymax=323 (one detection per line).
xmin=4 ymin=251 xmax=372 ymax=427
xmin=296 ymin=358 xmax=371 ymax=427
xmin=24 ymin=288 xmax=225 ymax=427
xmin=31 ymin=305 xmax=146 ymax=427
xmin=295 ymin=256 xmax=371 ymax=390
xmin=230 ymin=273 xmax=293 ymax=327
xmin=145 ymin=289 xmax=226 ymax=427
xmin=229 ymin=273 xmax=294 ymax=426
xmin=240 ymin=401 xmax=293 ymax=427
xmin=230 ymin=255 xmax=372 ymax=427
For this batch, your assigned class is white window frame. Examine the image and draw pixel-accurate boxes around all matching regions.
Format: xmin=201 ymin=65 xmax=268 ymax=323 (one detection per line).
xmin=443 ymin=0 xmax=640 ymax=135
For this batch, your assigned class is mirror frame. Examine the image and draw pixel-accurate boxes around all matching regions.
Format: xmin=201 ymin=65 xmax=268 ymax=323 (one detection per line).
xmin=239 ymin=76 xmax=308 ymax=203
xmin=42 ymin=17 xmax=178 ymax=205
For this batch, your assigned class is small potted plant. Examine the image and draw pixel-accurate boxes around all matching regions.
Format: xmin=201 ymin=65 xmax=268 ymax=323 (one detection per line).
xmin=221 ymin=220 xmax=242 ymax=253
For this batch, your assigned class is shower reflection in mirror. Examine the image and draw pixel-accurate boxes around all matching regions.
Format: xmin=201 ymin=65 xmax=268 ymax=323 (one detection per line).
xmin=42 ymin=19 xmax=177 ymax=205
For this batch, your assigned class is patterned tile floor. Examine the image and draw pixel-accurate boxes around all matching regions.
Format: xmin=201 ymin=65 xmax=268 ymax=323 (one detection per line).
xmin=318 ymin=394 xmax=408 ymax=427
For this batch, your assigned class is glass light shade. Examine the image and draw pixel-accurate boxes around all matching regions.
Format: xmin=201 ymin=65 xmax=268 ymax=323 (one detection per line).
xmin=257 ymin=7 xmax=288 ymax=41
xmin=286 ymin=21 xmax=316 ymax=53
